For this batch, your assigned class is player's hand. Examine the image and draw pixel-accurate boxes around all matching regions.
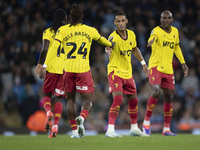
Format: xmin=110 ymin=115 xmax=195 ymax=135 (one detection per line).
xmin=147 ymin=37 xmax=155 ymax=47
xmin=109 ymin=36 xmax=116 ymax=48
xmin=182 ymin=63 xmax=189 ymax=77
xmin=142 ymin=64 xmax=149 ymax=77
xmin=35 ymin=64 xmax=43 ymax=75
xmin=105 ymin=47 xmax=112 ymax=57
xmin=39 ymin=67 xmax=46 ymax=79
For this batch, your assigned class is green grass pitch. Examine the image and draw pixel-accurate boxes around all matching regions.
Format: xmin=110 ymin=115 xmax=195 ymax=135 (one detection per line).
xmin=0 ymin=134 xmax=199 ymax=150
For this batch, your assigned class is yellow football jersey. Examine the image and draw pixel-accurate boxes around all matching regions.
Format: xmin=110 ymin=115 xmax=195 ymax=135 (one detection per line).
xmin=43 ymin=28 xmax=65 ymax=74
xmin=148 ymin=26 xmax=185 ymax=74
xmin=107 ymin=29 xmax=137 ymax=79
xmin=54 ymin=23 xmax=111 ymax=73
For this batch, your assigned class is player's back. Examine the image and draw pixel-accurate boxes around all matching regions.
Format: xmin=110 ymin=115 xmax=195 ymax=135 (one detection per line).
xmin=58 ymin=24 xmax=101 ymax=73
xmin=43 ymin=27 xmax=65 ymax=74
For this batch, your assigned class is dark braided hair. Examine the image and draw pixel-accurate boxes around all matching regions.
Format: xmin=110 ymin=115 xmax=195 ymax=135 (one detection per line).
xmin=50 ymin=8 xmax=67 ymax=33
xmin=69 ymin=3 xmax=83 ymax=27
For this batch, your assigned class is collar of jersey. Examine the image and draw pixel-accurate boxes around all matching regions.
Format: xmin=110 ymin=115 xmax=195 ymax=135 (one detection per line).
xmin=116 ymin=29 xmax=128 ymax=41
xmin=159 ymin=25 xmax=172 ymax=34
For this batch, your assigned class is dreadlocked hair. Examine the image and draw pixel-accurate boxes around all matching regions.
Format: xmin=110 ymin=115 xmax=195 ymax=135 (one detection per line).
xmin=50 ymin=8 xmax=67 ymax=33
xmin=69 ymin=3 xmax=83 ymax=27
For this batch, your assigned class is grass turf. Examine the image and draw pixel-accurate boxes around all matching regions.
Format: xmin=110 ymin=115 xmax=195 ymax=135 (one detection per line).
xmin=0 ymin=134 xmax=199 ymax=150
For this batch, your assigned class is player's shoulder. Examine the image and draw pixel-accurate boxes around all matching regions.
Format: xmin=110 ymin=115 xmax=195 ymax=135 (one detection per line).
xmin=127 ymin=29 xmax=135 ymax=35
xmin=43 ymin=27 xmax=51 ymax=34
xmin=83 ymin=24 xmax=97 ymax=32
xmin=171 ymin=26 xmax=179 ymax=33
xmin=59 ymin=24 xmax=70 ymax=31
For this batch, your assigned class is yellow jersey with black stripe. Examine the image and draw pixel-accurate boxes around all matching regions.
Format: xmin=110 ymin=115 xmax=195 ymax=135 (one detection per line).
xmin=148 ymin=26 xmax=185 ymax=74
xmin=54 ymin=23 xmax=111 ymax=73
xmin=43 ymin=28 xmax=65 ymax=74
xmin=107 ymin=29 xmax=137 ymax=79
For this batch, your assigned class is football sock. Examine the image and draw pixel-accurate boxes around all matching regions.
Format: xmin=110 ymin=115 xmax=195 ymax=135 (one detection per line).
xmin=163 ymin=127 xmax=170 ymax=132
xmin=143 ymin=120 xmax=150 ymax=126
xmin=128 ymin=98 xmax=138 ymax=124
xmin=107 ymin=124 xmax=115 ymax=132
xmin=80 ymin=109 xmax=89 ymax=120
xmin=131 ymin=123 xmax=139 ymax=130
xmin=163 ymin=102 xmax=173 ymax=130
xmin=43 ymin=96 xmax=51 ymax=113
xmin=69 ymin=120 xmax=78 ymax=130
xmin=108 ymin=95 xmax=123 ymax=124
xmin=144 ymin=96 xmax=158 ymax=121
xmin=54 ymin=102 xmax=63 ymax=125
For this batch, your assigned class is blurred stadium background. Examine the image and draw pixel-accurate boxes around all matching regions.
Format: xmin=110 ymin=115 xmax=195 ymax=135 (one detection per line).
xmin=0 ymin=0 xmax=200 ymax=135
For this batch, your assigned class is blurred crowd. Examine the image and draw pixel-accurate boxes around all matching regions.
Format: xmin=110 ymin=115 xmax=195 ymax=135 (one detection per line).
xmin=0 ymin=0 xmax=200 ymax=133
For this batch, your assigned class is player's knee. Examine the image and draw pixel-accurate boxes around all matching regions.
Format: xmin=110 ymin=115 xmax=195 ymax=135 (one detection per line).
xmin=43 ymin=93 xmax=51 ymax=97
xmin=83 ymin=101 xmax=92 ymax=110
xmin=54 ymin=96 xmax=62 ymax=103
xmin=164 ymin=94 xmax=174 ymax=102
xmin=151 ymin=86 xmax=160 ymax=98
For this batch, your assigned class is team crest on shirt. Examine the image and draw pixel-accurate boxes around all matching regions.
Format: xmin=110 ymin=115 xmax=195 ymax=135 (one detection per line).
xmin=152 ymin=77 xmax=155 ymax=81
xmin=114 ymin=83 xmax=118 ymax=88
xmin=173 ymin=35 xmax=175 ymax=38
xmin=130 ymin=42 xmax=132 ymax=45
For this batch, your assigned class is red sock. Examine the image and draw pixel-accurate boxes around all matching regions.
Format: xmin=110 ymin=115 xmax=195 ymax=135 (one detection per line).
xmin=108 ymin=95 xmax=123 ymax=124
xmin=144 ymin=96 xmax=158 ymax=121
xmin=54 ymin=102 xmax=63 ymax=125
xmin=80 ymin=109 xmax=89 ymax=119
xmin=164 ymin=102 xmax=173 ymax=128
xmin=43 ymin=96 xmax=51 ymax=113
xmin=128 ymin=98 xmax=138 ymax=124
xmin=69 ymin=120 xmax=77 ymax=130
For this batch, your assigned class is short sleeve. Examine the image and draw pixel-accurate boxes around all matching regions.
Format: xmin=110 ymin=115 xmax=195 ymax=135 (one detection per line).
xmin=54 ymin=27 xmax=64 ymax=42
xmin=91 ymin=27 xmax=101 ymax=41
xmin=42 ymin=29 xmax=51 ymax=41
xmin=131 ymin=31 xmax=137 ymax=48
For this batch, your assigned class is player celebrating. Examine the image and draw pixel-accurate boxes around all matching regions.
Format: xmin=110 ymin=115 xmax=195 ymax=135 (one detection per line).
xmin=105 ymin=12 xmax=149 ymax=137
xmin=142 ymin=10 xmax=189 ymax=136
xmin=35 ymin=8 xmax=67 ymax=138
xmin=44 ymin=4 xmax=115 ymax=138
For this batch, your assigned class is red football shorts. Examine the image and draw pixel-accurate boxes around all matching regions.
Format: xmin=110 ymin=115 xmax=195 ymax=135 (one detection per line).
xmin=149 ymin=67 xmax=175 ymax=89
xmin=43 ymin=72 xmax=65 ymax=97
xmin=108 ymin=71 xmax=137 ymax=95
xmin=63 ymin=70 xmax=94 ymax=93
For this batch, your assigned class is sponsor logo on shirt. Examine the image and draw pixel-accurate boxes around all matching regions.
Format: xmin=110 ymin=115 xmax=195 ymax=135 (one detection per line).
xmin=76 ymin=86 xmax=88 ymax=91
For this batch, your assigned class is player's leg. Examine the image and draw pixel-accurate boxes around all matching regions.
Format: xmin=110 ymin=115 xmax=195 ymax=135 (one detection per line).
xmin=76 ymin=92 xmax=93 ymax=137
xmin=126 ymin=94 xmax=148 ymax=136
xmin=105 ymin=73 xmax=123 ymax=137
xmin=49 ymin=96 xmax=64 ymax=138
xmin=49 ymin=74 xmax=65 ymax=137
xmin=75 ymin=70 xmax=94 ymax=137
xmin=42 ymin=72 xmax=58 ymax=131
xmin=143 ymin=67 xmax=161 ymax=135
xmin=124 ymin=77 xmax=149 ymax=136
xmin=161 ymin=73 xmax=176 ymax=136
xmin=66 ymin=91 xmax=80 ymax=138
xmin=105 ymin=91 xmax=123 ymax=137
xmin=63 ymin=71 xmax=80 ymax=138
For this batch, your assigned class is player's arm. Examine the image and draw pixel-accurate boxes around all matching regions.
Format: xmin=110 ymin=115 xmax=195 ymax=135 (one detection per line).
xmin=96 ymin=36 xmax=116 ymax=48
xmin=147 ymin=35 xmax=157 ymax=47
xmin=132 ymin=47 xmax=149 ymax=77
xmin=105 ymin=36 xmax=114 ymax=57
xmin=35 ymin=39 xmax=50 ymax=75
xmin=44 ymin=39 xmax=61 ymax=67
xmin=92 ymin=27 xmax=115 ymax=48
xmin=174 ymin=44 xmax=189 ymax=77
